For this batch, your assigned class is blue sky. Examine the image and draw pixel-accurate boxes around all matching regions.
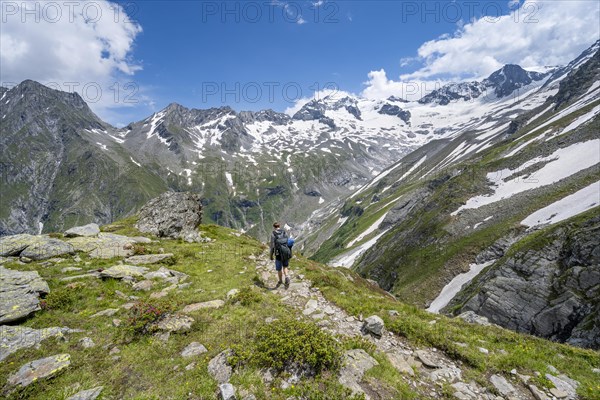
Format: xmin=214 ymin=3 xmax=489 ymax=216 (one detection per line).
xmin=1 ymin=0 xmax=598 ymax=125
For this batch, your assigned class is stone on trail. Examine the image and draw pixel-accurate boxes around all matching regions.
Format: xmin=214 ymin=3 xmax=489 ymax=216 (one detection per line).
xmin=362 ymin=315 xmax=384 ymax=337
xmin=64 ymin=223 xmax=100 ymax=238
xmin=490 ymin=374 xmax=516 ymax=397
xmin=415 ymin=350 xmax=442 ymax=369
xmin=3 ymin=354 xmax=71 ymax=395
xmin=385 ymin=352 xmax=414 ymax=376
xmin=0 ymin=266 xmax=50 ymax=324
xmin=66 ymin=386 xmax=104 ymax=400
xmin=208 ymin=349 xmax=234 ymax=383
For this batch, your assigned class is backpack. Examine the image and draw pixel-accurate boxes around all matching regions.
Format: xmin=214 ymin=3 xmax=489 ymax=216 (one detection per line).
xmin=273 ymin=229 xmax=292 ymax=262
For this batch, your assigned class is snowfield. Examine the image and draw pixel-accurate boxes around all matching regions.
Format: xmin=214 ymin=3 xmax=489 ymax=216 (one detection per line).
xmin=521 ymin=181 xmax=600 ymax=228
xmin=453 ymin=139 xmax=600 ymax=215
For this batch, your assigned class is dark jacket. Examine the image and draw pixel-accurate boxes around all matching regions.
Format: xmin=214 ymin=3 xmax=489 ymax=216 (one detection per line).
xmin=270 ymin=228 xmax=287 ymax=259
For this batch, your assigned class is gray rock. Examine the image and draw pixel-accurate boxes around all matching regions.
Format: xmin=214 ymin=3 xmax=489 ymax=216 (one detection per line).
xmin=208 ymin=349 xmax=233 ymax=383
xmin=66 ymin=386 xmax=104 ymax=400
xmin=0 ymin=234 xmax=39 ymax=256
xmin=362 ymin=315 xmax=384 ymax=337
xmin=528 ymin=384 xmax=551 ymax=400
xmin=126 ymin=253 xmax=175 ymax=265
xmin=430 ymin=366 xmax=462 ymax=383
xmin=386 ymin=352 xmax=414 ymax=376
xmin=550 ymin=388 xmax=568 ymax=399
xmin=132 ymin=280 xmax=154 ymax=291
xmin=227 ymin=288 xmax=240 ymax=299
xmin=20 ymin=237 xmax=75 ymax=260
xmin=64 ymin=223 xmax=100 ymax=238
xmin=0 ymin=266 xmax=49 ymax=323
xmin=338 ymin=349 xmax=379 ymax=398
xmin=545 ymin=374 xmax=578 ymax=400
xmin=181 ymin=342 xmax=208 ymax=358
xmin=69 ymin=233 xmax=135 ymax=259
xmin=182 ymin=300 xmax=225 ymax=313
xmin=90 ymin=308 xmax=119 ymax=318
xmin=457 ymin=311 xmax=492 ymax=326
xmin=415 ymin=350 xmax=442 ymax=368
xmin=61 ymin=267 xmax=83 ymax=273
xmin=99 ymin=265 xmax=149 ymax=279
xmin=78 ymin=337 xmax=96 ymax=349
xmin=3 ymin=354 xmax=70 ymax=395
xmin=135 ymin=192 xmax=203 ymax=241
xmin=153 ymin=314 xmax=194 ymax=333
xmin=490 ymin=374 xmax=516 ymax=396
xmin=218 ymin=383 xmax=236 ymax=400
xmin=0 ymin=325 xmax=76 ymax=361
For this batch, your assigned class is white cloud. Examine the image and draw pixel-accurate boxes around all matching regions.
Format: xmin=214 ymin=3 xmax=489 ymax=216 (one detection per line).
xmin=361 ymin=0 xmax=599 ymax=100
xmin=0 ymin=0 xmax=144 ymax=123
xmin=297 ymin=17 xmax=307 ymax=25
xmin=361 ymin=69 xmax=447 ymax=101
xmin=401 ymin=0 xmax=600 ymax=80
xmin=312 ymin=0 xmax=324 ymax=7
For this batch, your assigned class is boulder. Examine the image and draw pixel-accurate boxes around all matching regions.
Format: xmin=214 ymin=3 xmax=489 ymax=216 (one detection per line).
xmin=0 ymin=234 xmax=38 ymax=256
xmin=125 ymin=253 xmax=175 ymax=265
xmin=99 ymin=265 xmax=149 ymax=279
xmin=415 ymin=350 xmax=442 ymax=369
xmin=362 ymin=315 xmax=384 ymax=337
xmin=64 ymin=223 xmax=100 ymax=238
xmin=3 ymin=354 xmax=70 ymax=395
xmin=208 ymin=349 xmax=233 ymax=383
xmin=457 ymin=311 xmax=492 ymax=326
xmin=385 ymin=352 xmax=414 ymax=376
xmin=20 ymin=237 xmax=75 ymax=260
xmin=181 ymin=342 xmax=208 ymax=358
xmin=0 ymin=266 xmax=49 ymax=323
xmin=135 ymin=192 xmax=203 ymax=241
xmin=0 ymin=325 xmax=77 ymax=361
xmin=132 ymin=280 xmax=154 ymax=291
xmin=66 ymin=386 xmax=104 ymax=400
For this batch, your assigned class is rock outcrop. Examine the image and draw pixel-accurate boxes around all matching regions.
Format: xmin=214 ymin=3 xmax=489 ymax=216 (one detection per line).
xmin=454 ymin=216 xmax=600 ymax=349
xmin=135 ymin=192 xmax=204 ymax=242
xmin=0 ymin=266 xmax=50 ymax=323
xmin=2 ymin=354 xmax=71 ymax=395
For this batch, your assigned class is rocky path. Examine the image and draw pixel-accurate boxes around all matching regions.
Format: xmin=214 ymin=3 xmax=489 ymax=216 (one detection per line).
xmin=253 ymin=253 xmax=552 ymax=400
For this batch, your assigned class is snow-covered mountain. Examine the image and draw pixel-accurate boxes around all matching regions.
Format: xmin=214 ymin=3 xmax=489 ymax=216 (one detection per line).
xmin=304 ymin=40 xmax=600 ymax=348
xmin=1 ymin=40 xmax=598 ymax=242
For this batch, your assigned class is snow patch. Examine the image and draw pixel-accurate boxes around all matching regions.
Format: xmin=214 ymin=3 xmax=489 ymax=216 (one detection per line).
xmin=130 ymin=157 xmax=141 ymax=167
xmin=521 ymin=181 xmax=600 ymax=228
xmin=427 ymin=260 xmax=495 ymax=313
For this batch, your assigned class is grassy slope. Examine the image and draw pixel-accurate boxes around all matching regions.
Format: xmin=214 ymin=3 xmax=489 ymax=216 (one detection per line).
xmin=1 ymin=220 xmax=598 ymax=399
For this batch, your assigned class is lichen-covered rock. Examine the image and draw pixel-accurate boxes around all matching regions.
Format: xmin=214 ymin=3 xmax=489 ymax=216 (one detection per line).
xmin=17 ymin=237 xmax=74 ymax=260
xmin=99 ymin=265 xmax=149 ymax=279
xmin=64 ymin=223 xmax=100 ymax=238
xmin=2 ymin=353 xmax=70 ymax=395
xmin=153 ymin=314 xmax=194 ymax=333
xmin=0 ymin=325 xmax=77 ymax=361
xmin=0 ymin=234 xmax=38 ymax=256
xmin=135 ymin=192 xmax=203 ymax=241
xmin=208 ymin=349 xmax=233 ymax=383
xmin=338 ymin=349 xmax=378 ymax=397
xmin=66 ymin=386 xmax=104 ymax=400
xmin=126 ymin=253 xmax=175 ymax=265
xmin=0 ymin=266 xmax=50 ymax=323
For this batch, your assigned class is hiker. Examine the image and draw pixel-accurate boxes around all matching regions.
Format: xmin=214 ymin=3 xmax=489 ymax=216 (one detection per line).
xmin=270 ymin=222 xmax=293 ymax=289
